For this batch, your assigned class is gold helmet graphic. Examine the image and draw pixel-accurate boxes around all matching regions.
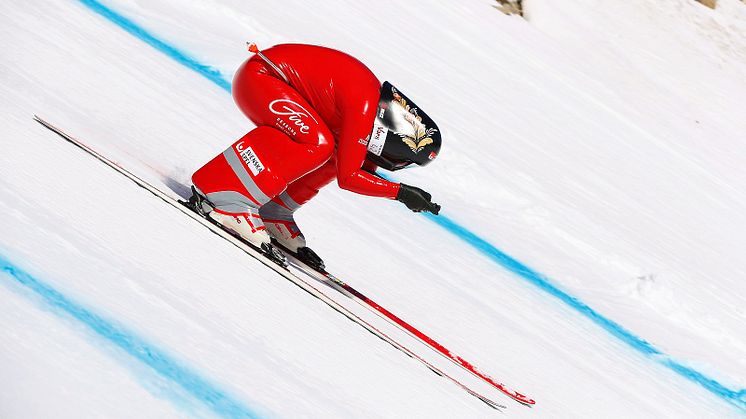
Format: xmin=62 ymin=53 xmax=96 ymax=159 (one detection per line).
xmin=366 ymin=81 xmax=441 ymax=171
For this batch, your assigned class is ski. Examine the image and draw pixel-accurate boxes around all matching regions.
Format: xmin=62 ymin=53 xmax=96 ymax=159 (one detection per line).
xmin=33 ymin=115 xmax=509 ymax=411
xmin=283 ymin=251 xmax=536 ymax=407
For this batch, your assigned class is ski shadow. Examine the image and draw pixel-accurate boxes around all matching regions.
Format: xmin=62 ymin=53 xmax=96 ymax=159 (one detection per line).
xmin=161 ymin=174 xmax=192 ymax=200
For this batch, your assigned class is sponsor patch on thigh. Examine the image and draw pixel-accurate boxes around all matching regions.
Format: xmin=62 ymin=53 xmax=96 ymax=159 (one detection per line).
xmin=236 ymin=141 xmax=265 ymax=175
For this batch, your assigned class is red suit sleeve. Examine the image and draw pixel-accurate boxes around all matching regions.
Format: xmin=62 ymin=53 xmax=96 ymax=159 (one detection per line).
xmin=335 ymin=80 xmax=400 ymax=199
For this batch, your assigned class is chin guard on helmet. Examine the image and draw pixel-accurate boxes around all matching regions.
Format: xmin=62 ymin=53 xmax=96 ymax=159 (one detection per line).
xmin=366 ymin=81 xmax=441 ymax=171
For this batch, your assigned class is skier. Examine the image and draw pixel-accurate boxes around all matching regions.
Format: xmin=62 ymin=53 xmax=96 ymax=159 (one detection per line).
xmin=189 ymin=43 xmax=442 ymax=268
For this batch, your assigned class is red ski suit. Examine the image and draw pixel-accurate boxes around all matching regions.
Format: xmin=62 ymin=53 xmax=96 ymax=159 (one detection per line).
xmin=192 ymin=44 xmax=400 ymax=216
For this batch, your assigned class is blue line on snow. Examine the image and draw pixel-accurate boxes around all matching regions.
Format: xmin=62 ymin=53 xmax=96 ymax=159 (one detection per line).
xmin=422 ymin=212 xmax=746 ymax=411
xmin=78 ymin=0 xmax=231 ymax=92
xmin=423 ymin=212 xmax=661 ymax=356
xmin=0 ymin=254 xmax=262 ymax=419
xmin=76 ymin=0 xmax=746 ymax=411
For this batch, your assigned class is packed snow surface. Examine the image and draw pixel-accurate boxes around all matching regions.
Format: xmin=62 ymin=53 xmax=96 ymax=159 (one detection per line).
xmin=1 ymin=0 xmax=745 ymax=417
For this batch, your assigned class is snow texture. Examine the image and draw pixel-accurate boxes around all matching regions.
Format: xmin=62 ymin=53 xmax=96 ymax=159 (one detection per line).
xmin=1 ymin=0 xmax=745 ymax=417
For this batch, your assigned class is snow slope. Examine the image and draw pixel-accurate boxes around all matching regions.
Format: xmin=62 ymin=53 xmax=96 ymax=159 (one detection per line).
xmin=1 ymin=0 xmax=745 ymax=417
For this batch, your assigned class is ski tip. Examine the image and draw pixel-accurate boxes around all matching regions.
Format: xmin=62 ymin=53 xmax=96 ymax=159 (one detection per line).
xmin=496 ymin=383 xmax=535 ymax=406
xmin=505 ymin=390 xmax=535 ymax=406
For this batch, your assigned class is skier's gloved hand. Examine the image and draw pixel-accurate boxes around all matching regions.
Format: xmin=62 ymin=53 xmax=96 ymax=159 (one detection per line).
xmin=396 ymin=184 xmax=441 ymax=215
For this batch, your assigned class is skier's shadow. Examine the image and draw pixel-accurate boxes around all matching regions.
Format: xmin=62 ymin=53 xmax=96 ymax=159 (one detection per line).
xmin=161 ymin=175 xmax=192 ymax=200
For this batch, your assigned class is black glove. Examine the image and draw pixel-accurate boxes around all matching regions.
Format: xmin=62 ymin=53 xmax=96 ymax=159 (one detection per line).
xmin=396 ymin=184 xmax=441 ymax=215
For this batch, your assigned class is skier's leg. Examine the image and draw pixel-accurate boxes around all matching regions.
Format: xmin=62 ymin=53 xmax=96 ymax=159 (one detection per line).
xmin=260 ymin=157 xmax=337 ymax=251
xmin=191 ymin=59 xmax=334 ymax=249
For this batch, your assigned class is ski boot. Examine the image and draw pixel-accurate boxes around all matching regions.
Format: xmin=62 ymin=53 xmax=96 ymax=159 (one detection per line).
xmin=184 ymin=186 xmax=287 ymax=266
xmin=260 ymin=206 xmax=325 ymax=271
